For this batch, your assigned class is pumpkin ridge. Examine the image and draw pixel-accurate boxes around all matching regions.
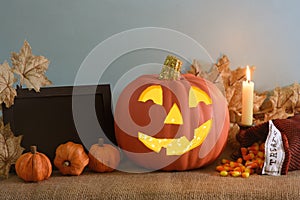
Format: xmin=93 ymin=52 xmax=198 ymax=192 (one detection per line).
xmin=38 ymin=153 xmax=52 ymax=179
xmin=16 ymin=154 xmax=32 ymax=180
xmin=26 ymin=156 xmax=34 ymax=181
xmin=31 ymin=153 xmax=38 ymax=181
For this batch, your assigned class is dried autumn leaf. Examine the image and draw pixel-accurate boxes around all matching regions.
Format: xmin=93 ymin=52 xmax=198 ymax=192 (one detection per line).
xmin=0 ymin=61 xmax=17 ymax=108
xmin=227 ymin=123 xmax=240 ymax=149
xmin=188 ymin=59 xmax=225 ymax=95
xmin=11 ymin=40 xmax=52 ymax=92
xmin=0 ymin=123 xmax=24 ymax=178
xmin=294 ymin=83 xmax=300 ymax=111
xmin=253 ymin=91 xmax=267 ymax=113
xmin=262 ymin=83 xmax=300 ymax=121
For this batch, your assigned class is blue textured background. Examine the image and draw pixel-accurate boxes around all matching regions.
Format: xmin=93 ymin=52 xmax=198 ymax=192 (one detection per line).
xmin=1 ymin=0 xmax=300 ymax=92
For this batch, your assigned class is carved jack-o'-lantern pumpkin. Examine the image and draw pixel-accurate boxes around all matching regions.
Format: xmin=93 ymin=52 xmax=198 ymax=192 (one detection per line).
xmin=115 ymin=56 xmax=229 ymax=171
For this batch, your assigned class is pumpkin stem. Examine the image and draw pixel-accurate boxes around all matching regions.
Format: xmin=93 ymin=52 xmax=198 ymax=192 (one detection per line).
xmin=98 ymin=138 xmax=104 ymax=147
xmin=63 ymin=161 xmax=71 ymax=167
xmin=159 ymin=55 xmax=182 ymax=80
xmin=30 ymin=146 xmax=37 ymax=154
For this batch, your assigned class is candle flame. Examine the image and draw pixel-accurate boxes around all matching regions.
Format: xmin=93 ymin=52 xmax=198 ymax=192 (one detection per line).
xmin=246 ymin=65 xmax=251 ymax=81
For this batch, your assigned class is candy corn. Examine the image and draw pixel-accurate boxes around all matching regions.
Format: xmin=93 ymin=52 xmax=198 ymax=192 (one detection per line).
xmin=216 ymin=142 xmax=265 ymax=178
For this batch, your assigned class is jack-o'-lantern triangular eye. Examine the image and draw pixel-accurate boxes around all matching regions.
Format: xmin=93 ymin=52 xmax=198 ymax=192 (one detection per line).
xmin=164 ymin=103 xmax=183 ymax=125
xmin=138 ymin=85 xmax=163 ymax=105
xmin=189 ymin=86 xmax=212 ymax=107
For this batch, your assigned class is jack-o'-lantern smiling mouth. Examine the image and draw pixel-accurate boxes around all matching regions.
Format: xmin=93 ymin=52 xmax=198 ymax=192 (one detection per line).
xmin=136 ymin=84 xmax=213 ymax=156
xmin=138 ymin=119 xmax=212 ymax=155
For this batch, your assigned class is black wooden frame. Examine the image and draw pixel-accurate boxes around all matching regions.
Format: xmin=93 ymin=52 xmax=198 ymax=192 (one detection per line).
xmin=2 ymin=84 xmax=116 ymax=161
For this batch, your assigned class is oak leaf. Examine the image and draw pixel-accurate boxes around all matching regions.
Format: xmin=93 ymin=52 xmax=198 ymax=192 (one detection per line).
xmin=0 ymin=123 xmax=24 ymax=178
xmin=0 ymin=61 xmax=17 ymax=108
xmin=11 ymin=40 xmax=52 ymax=92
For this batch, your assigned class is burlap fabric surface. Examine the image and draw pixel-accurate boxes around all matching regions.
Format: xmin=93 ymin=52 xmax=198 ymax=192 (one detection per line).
xmin=1 ymin=147 xmax=300 ymax=200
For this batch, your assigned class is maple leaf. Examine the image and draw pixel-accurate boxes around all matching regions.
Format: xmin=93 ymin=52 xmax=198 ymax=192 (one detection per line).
xmin=0 ymin=123 xmax=24 ymax=178
xmin=0 ymin=61 xmax=17 ymax=108
xmin=11 ymin=40 xmax=52 ymax=92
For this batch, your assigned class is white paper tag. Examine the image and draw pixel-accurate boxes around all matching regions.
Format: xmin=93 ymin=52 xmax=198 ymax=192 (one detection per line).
xmin=262 ymin=120 xmax=285 ymax=176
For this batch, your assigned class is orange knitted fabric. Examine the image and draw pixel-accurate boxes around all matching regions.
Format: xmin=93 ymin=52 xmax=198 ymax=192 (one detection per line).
xmin=237 ymin=114 xmax=300 ymax=175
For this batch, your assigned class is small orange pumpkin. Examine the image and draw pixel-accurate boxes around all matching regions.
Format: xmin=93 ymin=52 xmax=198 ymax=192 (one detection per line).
xmin=54 ymin=141 xmax=89 ymax=176
xmin=15 ymin=146 xmax=52 ymax=182
xmin=88 ymin=138 xmax=120 ymax=172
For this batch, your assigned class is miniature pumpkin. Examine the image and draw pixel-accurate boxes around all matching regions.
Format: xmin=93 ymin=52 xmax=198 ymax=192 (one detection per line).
xmin=88 ymin=138 xmax=120 ymax=172
xmin=114 ymin=55 xmax=230 ymax=171
xmin=54 ymin=141 xmax=89 ymax=176
xmin=15 ymin=146 xmax=52 ymax=182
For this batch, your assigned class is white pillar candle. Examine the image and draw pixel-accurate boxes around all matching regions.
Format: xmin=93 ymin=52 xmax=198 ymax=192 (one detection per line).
xmin=241 ymin=66 xmax=254 ymax=126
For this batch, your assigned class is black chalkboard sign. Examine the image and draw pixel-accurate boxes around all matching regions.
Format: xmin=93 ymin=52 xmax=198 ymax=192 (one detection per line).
xmin=2 ymin=84 xmax=116 ymax=162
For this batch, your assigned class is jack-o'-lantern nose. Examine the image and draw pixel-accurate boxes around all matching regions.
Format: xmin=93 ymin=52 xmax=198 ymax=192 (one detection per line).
xmin=164 ymin=103 xmax=183 ymax=125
